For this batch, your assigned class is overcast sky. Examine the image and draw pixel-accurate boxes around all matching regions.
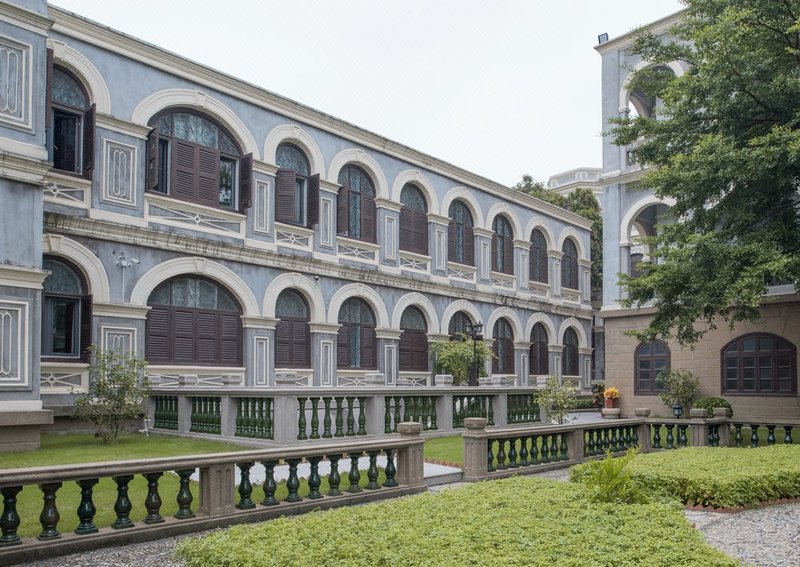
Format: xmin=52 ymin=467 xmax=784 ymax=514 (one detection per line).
xmin=52 ymin=1 xmax=684 ymax=186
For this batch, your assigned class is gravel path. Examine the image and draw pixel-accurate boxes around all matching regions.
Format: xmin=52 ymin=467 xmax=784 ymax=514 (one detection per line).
xmin=18 ymin=471 xmax=800 ymax=567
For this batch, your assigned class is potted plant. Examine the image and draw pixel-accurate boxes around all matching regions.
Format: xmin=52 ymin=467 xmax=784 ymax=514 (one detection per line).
xmin=603 ymin=386 xmax=621 ymax=409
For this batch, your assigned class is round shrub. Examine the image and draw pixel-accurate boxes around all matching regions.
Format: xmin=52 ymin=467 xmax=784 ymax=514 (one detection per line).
xmin=692 ymin=397 xmax=733 ymax=418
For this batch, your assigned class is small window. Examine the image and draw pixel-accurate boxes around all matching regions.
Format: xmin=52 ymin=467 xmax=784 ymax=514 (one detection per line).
xmin=561 ymin=239 xmax=579 ymax=290
xmin=634 ymin=340 xmax=670 ymax=394
xmin=275 ymin=289 xmax=311 ymax=369
xmin=448 ymin=200 xmax=474 ymax=266
xmin=492 ymin=215 xmax=514 ymax=275
xmin=529 ymin=229 xmax=548 ymax=284
xmin=47 ymin=59 xmax=95 ymax=177
xmin=722 ymin=333 xmax=796 ymax=394
xmin=563 ymin=328 xmax=579 ymax=376
xmin=337 ymin=165 xmax=376 ymax=242
xmin=530 ymin=323 xmax=549 ymax=376
xmin=337 ymin=298 xmax=376 ymax=369
xmin=492 ymin=318 xmax=515 ymax=374
xmin=399 ymin=306 xmax=428 ymax=371
xmin=42 ymin=257 xmax=91 ymax=360
xmin=399 ymin=184 xmax=428 ymax=255
xmin=448 ymin=311 xmax=473 ymax=336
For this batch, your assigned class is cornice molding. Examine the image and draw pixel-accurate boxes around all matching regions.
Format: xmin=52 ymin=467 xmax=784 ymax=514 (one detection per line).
xmin=0 ymin=265 xmax=48 ymax=289
xmin=93 ymin=302 xmax=150 ymax=319
xmin=0 ymin=2 xmax=53 ymax=35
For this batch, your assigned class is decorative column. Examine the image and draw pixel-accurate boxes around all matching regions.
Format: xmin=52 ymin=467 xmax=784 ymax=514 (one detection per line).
xmin=309 ymin=323 xmax=340 ymax=387
xmin=242 ymin=316 xmax=278 ymax=388
xmin=514 ymin=240 xmax=530 ymax=291
xmin=578 ymin=259 xmax=592 ymax=304
xmin=579 ymin=347 xmax=593 ymax=390
xmin=618 ymin=242 xmax=631 ymax=302
xmin=314 ymin=181 xmax=340 ymax=258
xmin=473 ymin=228 xmax=493 ymax=286
xmin=549 ymin=345 xmax=563 ymax=383
xmin=428 ymin=214 xmax=450 ymax=278
xmin=375 ymin=198 xmax=401 ymax=269
xmin=376 ymin=329 xmax=401 ymax=387
xmin=514 ymin=341 xmax=531 ymax=386
xmin=549 ymin=250 xmax=563 ymax=298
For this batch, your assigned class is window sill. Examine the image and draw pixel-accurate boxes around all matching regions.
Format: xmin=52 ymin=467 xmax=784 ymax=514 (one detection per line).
xmin=145 ymin=192 xmax=245 ymax=220
xmin=336 ymin=235 xmax=379 ymax=251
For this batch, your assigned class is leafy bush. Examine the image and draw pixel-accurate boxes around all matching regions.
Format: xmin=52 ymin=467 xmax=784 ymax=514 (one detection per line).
xmin=573 ymin=398 xmax=597 ymax=410
xmin=692 ymin=397 xmax=733 ymax=418
xmin=177 ymin=476 xmax=737 ymax=567
xmin=537 ymin=376 xmax=577 ymax=424
xmin=570 ymin=449 xmax=649 ymax=504
xmin=656 ymin=369 xmax=700 ymax=416
xmin=590 ymin=381 xmax=605 ymax=408
xmin=430 ymin=335 xmax=495 ymax=385
xmin=74 ymin=346 xmax=150 ymax=443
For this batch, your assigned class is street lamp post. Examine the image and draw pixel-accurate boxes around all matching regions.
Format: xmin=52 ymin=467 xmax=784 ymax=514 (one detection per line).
xmin=465 ymin=323 xmax=484 ymax=387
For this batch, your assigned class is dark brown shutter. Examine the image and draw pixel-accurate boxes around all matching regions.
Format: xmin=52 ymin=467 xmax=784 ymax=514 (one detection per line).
xmin=540 ymin=343 xmax=549 ymax=374
xmin=412 ymin=332 xmax=429 ymax=371
xmin=275 ymin=169 xmax=296 ymax=223
xmin=82 ymin=104 xmax=96 ymax=178
xmin=79 ymin=295 xmax=92 ymax=361
xmin=492 ymin=343 xmax=500 ymax=374
xmin=361 ymin=196 xmax=376 ymax=243
xmin=503 ymin=236 xmax=514 ymax=275
xmin=146 ymin=306 xmax=170 ymax=364
xmin=274 ymin=319 xmax=291 ymax=367
xmin=492 ymin=233 xmax=500 ymax=272
xmin=448 ymin=221 xmax=456 ymax=262
xmin=337 ymin=186 xmax=350 ymax=236
xmin=196 ymin=311 xmax=217 ymax=364
xmin=172 ymin=140 xmax=198 ymax=201
xmin=172 ymin=308 xmax=196 ymax=364
xmin=146 ymin=128 xmax=159 ymax=192
xmin=239 ymin=153 xmax=253 ymax=211
xmin=337 ymin=324 xmax=350 ymax=368
xmin=464 ymin=226 xmax=474 ymax=266
xmin=45 ymin=48 xmax=53 ymax=129
xmin=413 ymin=210 xmax=428 ymax=255
xmin=399 ymin=208 xmax=413 ymax=252
xmin=307 ymin=174 xmax=320 ymax=227
xmin=399 ymin=331 xmax=412 ymax=371
xmin=197 ymin=146 xmax=220 ymax=208
xmin=361 ymin=325 xmax=376 ymax=369
xmin=292 ymin=320 xmax=310 ymax=368
xmin=505 ymin=339 xmax=515 ymax=374
xmin=219 ymin=312 xmax=242 ymax=365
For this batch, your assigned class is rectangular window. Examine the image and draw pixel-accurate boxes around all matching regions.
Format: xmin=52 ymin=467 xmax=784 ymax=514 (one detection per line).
xmin=53 ymin=110 xmax=81 ymax=173
xmin=219 ymin=157 xmax=235 ymax=208
xmin=156 ymin=139 xmax=169 ymax=194
xmin=44 ymin=297 xmax=80 ymax=356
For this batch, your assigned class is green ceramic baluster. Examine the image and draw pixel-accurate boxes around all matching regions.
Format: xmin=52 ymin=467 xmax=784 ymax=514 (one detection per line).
xmin=402 ymin=396 xmax=410 ymax=422
xmin=357 ymin=397 xmax=367 ymax=435
xmin=750 ymin=425 xmax=760 ymax=448
xmin=235 ymin=398 xmax=243 ymax=436
xmin=308 ymin=456 xmax=323 ymax=499
xmin=111 ymin=475 xmax=134 ymax=529
xmin=347 ymin=453 xmax=362 ymax=493
xmin=632 ymin=425 xmax=639 ymax=447
xmin=707 ymin=425 xmax=716 ymax=447
xmin=560 ymin=434 xmax=568 ymax=460
xmin=601 ymin=428 xmax=610 ymax=452
xmin=540 ymin=434 xmax=550 ymax=463
xmin=550 ymin=433 xmax=559 ymax=459
xmin=346 ymin=397 xmax=356 ymax=436
xmin=37 ymin=482 xmax=61 ymax=541
xmin=75 ymin=478 xmax=99 ymax=534
xmin=322 ymin=397 xmax=333 ymax=438
xmin=0 ymin=486 xmax=22 ymax=546
xmin=678 ymin=425 xmax=688 ymax=448
xmin=144 ymin=472 xmax=164 ymax=523
xmin=784 ymin=426 xmax=793 ymax=444
xmin=297 ymin=397 xmax=308 ymax=440
xmin=665 ymin=425 xmax=674 ymax=450
xmin=767 ymin=425 xmax=776 ymax=445
xmin=530 ymin=435 xmax=539 ymax=464
xmin=310 ymin=397 xmax=320 ymax=439
xmin=266 ymin=398 xmax=274 ymax=439
xmin=383 ymin=449 xmax=398 ymax=487
xmin=327 ymin=454 xmax=342 ymax=496
xmin=488 ymin=397 xmax=495 ymax=426
xmin=652 ymin=424 xmax=662 ymax=449
xmin=236 ymin=463 xmax=255 ymax=510
xmin=508 ymin=437 xmax=518 ymax=468
xmin=286 ymin=459 xmax=302 ymax=503
xmin=496 ymin=439 xmax=507 ymax=470
xmin=609 ymin=428 xmax=618 ymax=452
xmin=487 ymin=440 xmax=495 ymax=472
xmin=733 ymin=423 xmax=743 ymax=447
xmin=384 ymin=397 xmax=392 ymax=434
xmin=175 ymin=469 xmax=195 ymax=518
xmin=584 ymin=431 xmax=590 ymax=455
xmin=430 ymin=398 xmax=438 ymax=430
xmin=261 ymin=460 xmax=278 ymax=505
xmin=334 ymin=397 xmax=344 ymax=437
xmin=366 ymin=451 xmax=380 ymax=489
xmin=519 ymin=436 xmax=529 ymax=465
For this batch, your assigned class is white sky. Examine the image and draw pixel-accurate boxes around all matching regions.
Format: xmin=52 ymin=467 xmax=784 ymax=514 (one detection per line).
xmin=51 ymin=0 xmax=684 ymax=187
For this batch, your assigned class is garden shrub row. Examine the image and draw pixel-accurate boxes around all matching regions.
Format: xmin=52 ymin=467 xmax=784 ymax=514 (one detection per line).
xmin=177 ymin=477 xmax=737 ymax=567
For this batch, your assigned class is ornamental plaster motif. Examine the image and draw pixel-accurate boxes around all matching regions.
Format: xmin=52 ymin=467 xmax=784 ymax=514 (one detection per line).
xmin=485 ymin=202 xmax=523 ymax=240
xmin=0 ymin=35 xmax=31 ymax=130
xmin=485 ymin=307 xmax=523 ymax=341
xmin=263 ymin=124 xmax=325 ymax=176
xmin=102 ymin=140 xmax=136 ymax=207
xmin=558 ymin=317 xmax=589 ymax=348
xmin=39 ymin=363 xmax=88 ymax=394
xmin=0 ymin=301 xmax=27 ymax=386
xmin=262 ymin=273 xmax=325 ymax=323
xmin=440 ymin=187 xmax=485 ymax=230
xmin=390 ymin=169 xmax=440 ymax=216
xmin=49 ymin=39 xmax=112 ymax=114
xmin=42 ymin=235 xmax=111 ymax=303
xmin=326 ymin=149 xmax=389 ymax=200
xmin=390 ymin=293 xmax=440 ymax=335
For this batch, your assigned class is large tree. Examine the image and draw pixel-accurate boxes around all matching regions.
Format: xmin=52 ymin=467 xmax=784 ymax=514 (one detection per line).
xmin=612 ymin=0 xmax=800 ymax=345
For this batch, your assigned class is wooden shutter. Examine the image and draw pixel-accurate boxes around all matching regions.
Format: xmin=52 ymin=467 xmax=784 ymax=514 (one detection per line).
xmin=361 ymin=196 xmax=376 ymax=243
xmin=399 ymin=208 xmax=413 ymax=252
xmin=503 ymin=236 xmax=514 ymax=275
xmin=82 ymin=103 xmax=96 ymax=178
xmin=399 ymin=331 xmax=412 ymax=371
xmin=274 ymin=169 xmax=296 ymax=223
xmin=172 ymin=308 xmax=196 ymax=364
xmin=504 ymin=338 xmax=515 ymax=373
xmin=239 ymin=153 xmax=253 ymax=211
xmin=464 ymin=226 xmax=474 ymax=266
xmin=197 ymin=146 xmax=220 ymax=208
xmin=292 ymin=320 xmax=310 ymax=368
xmin=307 ymin=174 xmax=320 ymax=227
xmin=413 ymin=332 xmax=429 ymax=371
xmin=492 ymin=342 xmax=500 ymax=374
xmin=45 ymin=48 xmax=53 ymax=129
xmin=448 ymin=221 xmax=456 ymax=262
xmin=196 ymin=311 xmax=217 ymax=364
xmin=413 ymin=210 xmax=428 ymax=255
xmin=492 ymin=233 xmax=500 ymax=272
xmin=361 ymin=325 xmax=376 ymax=369
xmin=219 ymin=312 xmax=242 ymax=366
xmin=79 ymin=295 xmax=92 ymax=361
xmin=337 ymin=324 xmax=350 ymax=368
xmin=274 ymin=319 xmax=291 ymax=368
xmin=146 ymin=128 xmax=159 ymax=192
xmin=145 ymin=306 xmax=170 ymax=364
xmin=172 ymin=140 xmax=198 ymax=201
xmin=337 ymin=186 xmax=350 ymax=236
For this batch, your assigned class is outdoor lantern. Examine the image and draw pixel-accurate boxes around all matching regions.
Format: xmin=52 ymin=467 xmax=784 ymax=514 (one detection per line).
xmin=672 ymin=403 xmax=683 ymax=419
xmin=465 ymin=323 xmax=484 ymax=387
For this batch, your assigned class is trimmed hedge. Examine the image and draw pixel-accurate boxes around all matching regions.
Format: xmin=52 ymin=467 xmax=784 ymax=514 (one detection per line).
xmin=692 ymin=397 xmax=733 ymax=418
xmin=177 ymin=477 xmax=737 ymax=566
xmin=572 ymin=445 xmax=800 ymax=509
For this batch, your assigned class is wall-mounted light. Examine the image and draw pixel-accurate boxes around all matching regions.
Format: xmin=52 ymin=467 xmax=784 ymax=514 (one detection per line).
xmin=114 ymin=251 xmax=140 ymax=302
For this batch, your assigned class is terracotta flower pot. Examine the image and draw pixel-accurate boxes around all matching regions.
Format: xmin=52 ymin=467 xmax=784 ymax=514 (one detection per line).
xmin=604 ymin=398 xmax=615 ymax=409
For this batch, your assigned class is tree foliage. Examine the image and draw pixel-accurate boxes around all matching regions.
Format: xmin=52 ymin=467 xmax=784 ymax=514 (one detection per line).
xmin=611 ymin=1 xmax=800 ymax=345
xmin=512 ymin=175 xmax=603 ymax=291
xmin=656 ymin=369 xmax=700 ymax=416
xmin=537 ymin=376 xmax=578 ymax=424
xmin=430 ymin=335 xmax=495 ymax=385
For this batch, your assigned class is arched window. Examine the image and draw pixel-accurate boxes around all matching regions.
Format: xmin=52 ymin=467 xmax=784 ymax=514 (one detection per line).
xmin=448 ymin=200 xmax=474 ymax=265
xmin=47 ymin=60 xmax=94 ymax=177
xmin=337 ymin=298 xmax=376 ymax=369
xmin=42 ymin=257 xmax=91 ymax=360
xmin=561 ymin=239 xmax=579 ymax=290
xmin=274 ymin=289 xmax=311 ymax=369
xmin=563 ymin=328 xmax=579 ymax=376
xmin=448 ymin=311 xmax=473 ymax=336
xmin=275 ymin=143 xmax=319 ymax=227
xmin=529 ymin=229 xmax=548 ymax=284
xmin=147 ymin=110 xmax=252 ymax=212
xmin=399 ymin=184 xmax=428 ymax=255
xmin=337 ymin=165 xmax=376 ymax=242
xmin=146 ymin=276 xmax=242 ymax=366
xmin=492 ymin=215 xmax=514 ymax=275
xmin=722 ymin=334 xmax=796 ymax=394
xmin=492 ymin=318 xmax=514 ymax=374
xmin=399 ymin=306 xmax=428 ymax=371
xmin=530 ymin=323 xmax=549 ymax=376
xmin=635 ymin=340 xmax=670 ymax=394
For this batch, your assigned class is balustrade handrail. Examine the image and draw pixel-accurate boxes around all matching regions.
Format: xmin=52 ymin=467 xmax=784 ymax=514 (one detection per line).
xmin=149 ymin=386 xmax=543 ymax=395
xmin=0 ymin=435 xmax=420 ymax=487
xmin=471 ymin=418 xmax=645 ymax=438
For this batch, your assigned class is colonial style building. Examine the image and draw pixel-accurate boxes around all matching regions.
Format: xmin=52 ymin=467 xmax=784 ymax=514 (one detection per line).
xmin=0 ymin=1 xmax=593 ymax=447
xmin=596 ymin=12 xmax=800 ymax=419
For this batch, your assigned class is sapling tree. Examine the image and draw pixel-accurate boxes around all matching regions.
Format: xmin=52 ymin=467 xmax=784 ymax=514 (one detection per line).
xmin=538 ymin=376 xmax=577 ymax=424
xmin=430 ymin=334 xmax=495 ymax=386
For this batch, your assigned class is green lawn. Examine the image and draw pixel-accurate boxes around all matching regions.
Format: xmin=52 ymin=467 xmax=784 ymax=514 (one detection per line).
xmin=423 ymin=435 xmax=463 ymax=466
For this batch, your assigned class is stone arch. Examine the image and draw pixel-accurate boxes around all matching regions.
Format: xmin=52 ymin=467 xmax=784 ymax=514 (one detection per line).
xmin=558 ymin=317 xmax=589 ymax=348
xmin=263 ymin=273 xmax=325 ymax=323
xmin=486 ymin=203 xmax=523 ymax=240
xmin=620 ymin=195 xmax=676 ymax=245
xmin=557 ymin=227 xmax=588 ymax=260
xmin=391 ymin=293 xmax=440 ymax=335
xmin=440 ymin=300 xmax=482 ymax=334
xmin=48 ymin=40 xmax=111 ymax=114
xmin=523 ymin=217 xmax=556 ymax=250
xmin=485 ymin=307 xmax=523 ymax=341
xmin=42 ymin=235 xmax=111 ymax=303
xmin=327 ymin=149 xmax=389 ymax=200
xmin=618 ymin=61 xmax=687 ymax=114
xmin=326 ymin=283 xmax=390 ymax=329
xmin=129 ymin=257 xmax=260 ymax=317
xmin=391 ymin=170 xmax=440 ymax=216
xmin=441 ymin=187 xmax=485 ymax=230
xmin=524 ymin=312 xmax=557 ymax=345
xmin=264 ymin=124 xmax=325 ymax=176
xmin=130 ymin=89 xmax=260 ymax=159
